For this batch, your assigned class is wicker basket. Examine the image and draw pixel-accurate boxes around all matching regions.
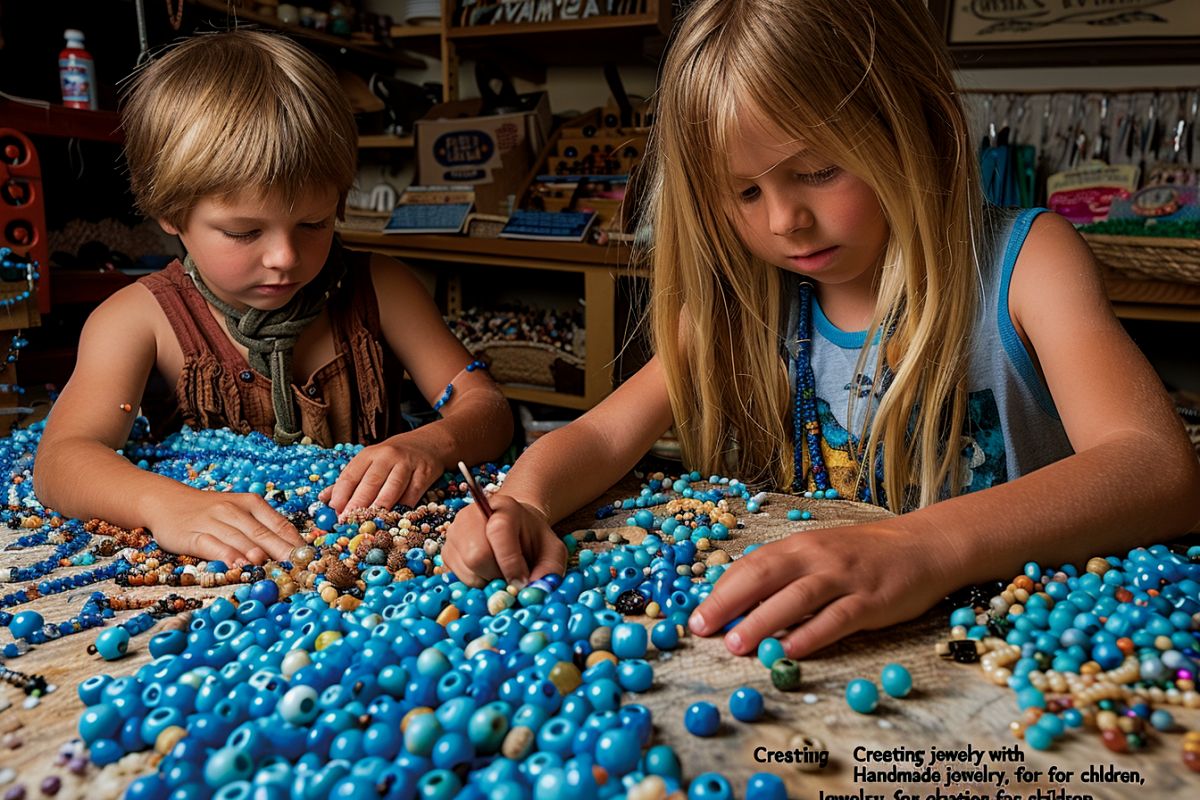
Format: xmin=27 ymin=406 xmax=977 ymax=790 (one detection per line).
xmin=1081 ymin=233 xmax=1200 ymax=285
xmin=470 ymin=341 xmax=585 ymax=394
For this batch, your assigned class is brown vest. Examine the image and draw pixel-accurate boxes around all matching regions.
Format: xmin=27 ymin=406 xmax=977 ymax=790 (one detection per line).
xmin=138 ymin=251 xmax=390 ymax=447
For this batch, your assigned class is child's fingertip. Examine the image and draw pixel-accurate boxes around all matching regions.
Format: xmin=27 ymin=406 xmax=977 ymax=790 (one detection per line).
xmin=725 ymin=630 xmax=743 ymax=653
xmin=688 ymin=611 xmax=707 ymax=635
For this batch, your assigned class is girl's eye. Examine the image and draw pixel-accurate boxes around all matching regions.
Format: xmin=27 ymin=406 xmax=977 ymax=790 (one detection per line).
xmin=738 ymin=185 xmax=761 ymax=202
xmin=796 ymin=166 xmax=841 ymax=185
xmin=221 ymin=230 xmax=258 ymax=241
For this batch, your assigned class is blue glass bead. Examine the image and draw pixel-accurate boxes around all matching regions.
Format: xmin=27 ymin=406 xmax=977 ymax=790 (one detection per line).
xmin=89 ymin=737 xmax=125 ymax=766
xmin=688 ymin=773 xmax=733 ymax=800
xmin=8 ymin=609 xmax=43 ymax=639
xmin=880 ymin=663 xmax=912 ymax=698
xmin=757 ymin=638 xmax=785 ymax=669
xmin=642 ymin=744 xmax=682 ymax=781
xmin=93 ymin=626 xmax=131 ymax=660
xmin=78 ymin=674 xmax=112 ymax=707
xmin=416 ymin=769 xmax=461 ymax=800
xmin=616 ymin=659 xmax=654 ymax=693
xmin=845 ymin=679 xmax=879 ymax=714
xmin=536 ymin=718 xmax=578 ymax=757
xmin=148 ymin=630 xmax=188 ymax=659
xmin=431 ymin=731 xmax=473 ymax=770
xmin=467 ymin=703 xmax=510 ymax=754
xmin=684 ymin=701 xmax=720 ymax=736
xmin=729 ymin=687 xmax=764 ymax=722
xmin=1150 ymin=709 xmax=1176 ymax=731
xmin=1016 ymin=687 xmax=1045 ymax=711
xmin=583 ymin=678 xmax=622 ymax=713
xmin=745 ymin=772 xmax=786 ymax=800
xmin=79 ymin=702 xmax=122 ymax=744
xmin=650 ymin=621 xmax=678 ymax=651
xmin=595 ymin=727 xmax=641 ymax=776
xmin=611 ymin=623 xmax=648 ymax=659
xmin=1024 ymin=724 xmax=1054 ymax=751
xmin=313 ymin=506 xmax=338 ymax=532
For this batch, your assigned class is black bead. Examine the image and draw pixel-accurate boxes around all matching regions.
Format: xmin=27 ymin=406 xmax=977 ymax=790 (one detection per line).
xmin=948 ymin=639 xmax=980 ymax=664
xmin=614 ymin=590 xmax=647 ymax=616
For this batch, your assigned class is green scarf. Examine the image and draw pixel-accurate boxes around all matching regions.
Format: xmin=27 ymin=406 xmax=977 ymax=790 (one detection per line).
xmin=183 ymin=241 xmax=347 ymax=445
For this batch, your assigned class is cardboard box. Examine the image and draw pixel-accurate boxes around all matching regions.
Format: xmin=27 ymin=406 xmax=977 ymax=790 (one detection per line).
xmin=415 ymin=92 xmax=552 ymax=216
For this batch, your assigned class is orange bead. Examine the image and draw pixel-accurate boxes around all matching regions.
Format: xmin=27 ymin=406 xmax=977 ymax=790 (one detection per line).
xmin=1117 ymin=638 xmax=1134 ymax=655
xmin=1115 ymin=588 xmax=1133 ymax=603
xmin=1013 ymin=575 xmax=1034 ymax=592
xmin=1100 ymin=729 xmax=1128 ymax=753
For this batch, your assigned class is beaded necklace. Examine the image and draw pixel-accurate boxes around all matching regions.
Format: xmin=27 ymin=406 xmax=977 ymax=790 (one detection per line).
xmin=790 ymin=281 xmax=889 ymax=505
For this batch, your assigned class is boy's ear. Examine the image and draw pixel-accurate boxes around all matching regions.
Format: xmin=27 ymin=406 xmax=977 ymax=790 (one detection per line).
xmin=157 ymin=218 xmax=181 ymax=236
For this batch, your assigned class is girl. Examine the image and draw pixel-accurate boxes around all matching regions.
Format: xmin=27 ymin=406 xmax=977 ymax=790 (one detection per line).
xmin=34 ymin=31 xmax=512 ymax=567
xmin=443 ymin=0 xmax=1200 ymax=657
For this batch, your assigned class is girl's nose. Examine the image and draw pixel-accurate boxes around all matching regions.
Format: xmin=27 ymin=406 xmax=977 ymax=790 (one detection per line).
xmin=767 ymin=193 xmax=813 ymax=236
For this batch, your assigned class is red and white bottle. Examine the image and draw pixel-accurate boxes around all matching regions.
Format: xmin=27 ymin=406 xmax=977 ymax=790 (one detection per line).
xmin=59 ymin=29 xmax=97 ymax=110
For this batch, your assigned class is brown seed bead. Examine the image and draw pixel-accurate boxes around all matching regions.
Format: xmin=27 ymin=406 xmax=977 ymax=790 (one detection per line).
xmin=1184 ymin=749 xmax=1200 ymax=773
xmin=334 ymin=595 xmax=360 ymax=613
xmin=1013 ymin=575 xmax=1035 ymax=593
xmin=548 ymin=662 xmax=582 ymax=695
xmin=1100 ymin=729 xmax=1129 ymax=753
xmin=154 ymin=726 xmax=188 ymax=755
xmin=1095 ymin=710 xmax=1119 ymax=730
xmin=1086 ymin=557 xmax=1111 ymax=575
xmin=501 ymin=726 xmax=535 ymax=760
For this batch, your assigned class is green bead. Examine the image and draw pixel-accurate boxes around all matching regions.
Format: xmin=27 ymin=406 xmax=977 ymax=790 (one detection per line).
xmin=770 ymin=658 xmax=802 ymax=691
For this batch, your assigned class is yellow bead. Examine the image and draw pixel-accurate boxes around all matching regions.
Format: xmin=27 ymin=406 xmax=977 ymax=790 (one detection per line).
xmin=548 ymin=662 xmax=582 ymax=694
xmin=155 ymin=725 xmax=188 ymax=755
xmin=586 ymin=651 xmax=618 ymax=668
xmin=315 ymin=631 xmax=342 ymax=651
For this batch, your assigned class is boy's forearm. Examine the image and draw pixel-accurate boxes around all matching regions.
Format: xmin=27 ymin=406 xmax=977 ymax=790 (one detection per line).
xmin=398 ymin=390 xmax=514 ymax=472
xmin=34 ymin=437 xmax=196 ymax=529
xmin=898 ymin=432 xmax=1200 ymax=589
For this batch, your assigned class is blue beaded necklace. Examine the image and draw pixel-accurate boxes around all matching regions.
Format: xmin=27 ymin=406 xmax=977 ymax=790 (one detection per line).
xmin=790 ymin=281 xmax=888 ymax=504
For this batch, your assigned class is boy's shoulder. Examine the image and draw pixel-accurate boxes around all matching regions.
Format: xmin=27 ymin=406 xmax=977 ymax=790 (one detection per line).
xmin=83 ymin=280 xmax=171 ymax=342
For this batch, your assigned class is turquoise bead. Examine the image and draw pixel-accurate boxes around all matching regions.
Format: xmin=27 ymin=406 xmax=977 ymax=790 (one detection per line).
xmin=642 ymin=744 xmax=682 ymax=781
xmin=78 ymin=702 xmax=121 ymax=744
xmin=650 ymin=620 xmax=678 ymax=651
xmin=416 ymin=769 xmax=462 ymax=800
xmin=611 ymin=623 xmax=648 ymax=659
xmin=757 ymin=637 xmax=785 ymax=669
xmin=1024 ymin=724 xmax=1054 ymax=750
xmin=404 ymin=713 xmax=443 ymax=757
xmin=204 ymin=746 xmax=254 ymax=788
xmin=684 ymin=701 xmax=720 ymax=736
xmin=879 ymin=663 xmax=912 ymax=698
xmin=94 ymin=626 xmax=131 ymax=661
xmin=845 ymin=679 xmax=879 ymax=714
xmin=746 ymin=773 xmax=786 ymax=800
xmin=8 ymin=609 xmax=43 ymax=639
xmin=277 ymin=685 xmax=320 ymax=725
xmin=595 ymin=727 xmax=641 ymax=776
xmin=688 ymin=772 xmax=733 ymax=799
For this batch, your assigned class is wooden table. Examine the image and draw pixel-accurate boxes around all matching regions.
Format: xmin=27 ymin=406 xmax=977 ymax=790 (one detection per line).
xmin=2 ymin=487 xmax=1198 ymax=799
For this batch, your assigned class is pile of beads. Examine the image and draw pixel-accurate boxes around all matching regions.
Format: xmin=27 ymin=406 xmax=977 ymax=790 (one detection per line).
xmin=944 ymin=545 xmax=1200 ymax=770
xmin=80 ymin=518 xmax=751 ymax=799
xmin=447 ymin=304 xmax=586 ymax=357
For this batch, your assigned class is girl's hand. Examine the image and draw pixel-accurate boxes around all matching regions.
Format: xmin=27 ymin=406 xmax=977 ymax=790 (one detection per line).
xmin=145 ymin=489 xmax=304 ymax=565
xmin=320 ymin=440 xmax=444 ymax=514
xmin=689 ymin=523 xmax=952 ymax=658
xmin=442 ymin=495 xmax=567 ymax=587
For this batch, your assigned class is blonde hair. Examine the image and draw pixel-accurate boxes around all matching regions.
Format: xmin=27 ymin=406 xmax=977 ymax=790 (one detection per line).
xmin=121 ymin=29 xmax=358 ymax=229
xmin=646 ymin=0 xmax=983 ymax=512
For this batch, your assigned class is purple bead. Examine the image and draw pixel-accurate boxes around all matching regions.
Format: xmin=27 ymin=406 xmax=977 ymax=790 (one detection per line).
xmin=38 ymin=776 xmax=61 ymax=796
xmin=67 ymin=757 xmax=87 ymax=775
xmin=4 ymin=785 xmax=27 ymax=800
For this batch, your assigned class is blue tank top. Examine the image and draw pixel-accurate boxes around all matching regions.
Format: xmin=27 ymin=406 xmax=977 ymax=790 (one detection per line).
xmin=783 ymin=206 xmax=1074 ymax=503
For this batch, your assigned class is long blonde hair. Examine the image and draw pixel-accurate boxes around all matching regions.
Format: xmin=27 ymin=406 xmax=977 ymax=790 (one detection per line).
xmin=646 ymin=0 xmax=983 ymax=511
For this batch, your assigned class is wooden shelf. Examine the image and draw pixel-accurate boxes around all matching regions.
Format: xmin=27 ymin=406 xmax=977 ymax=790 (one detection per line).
xmin=1102 ymin=267 xmax=1200 ymax=323
xmin=190 ymin=0 xmax=426 ymax=69
xmin=389 ymin=25 xmax=443 ymax=39
xmin=0 ymin=99 xmax=122 ymax=143
xmin=357 ymin=134 xmax=415 ymax=149
xmin=338 ymin=230 xmax=640 ymax=271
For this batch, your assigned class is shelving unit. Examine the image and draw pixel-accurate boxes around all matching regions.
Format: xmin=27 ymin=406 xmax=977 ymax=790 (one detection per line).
xmin=340 ymin=230 xmax=645 ymax=410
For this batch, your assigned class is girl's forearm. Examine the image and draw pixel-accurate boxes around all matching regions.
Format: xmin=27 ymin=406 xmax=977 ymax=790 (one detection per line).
xmin=899 ymin=432 xmax=1200 ymax=587
xmin=497 ymin=416 xmax=665 ymax=527
xmin=33 ymin=437 xmax=200 ymax=529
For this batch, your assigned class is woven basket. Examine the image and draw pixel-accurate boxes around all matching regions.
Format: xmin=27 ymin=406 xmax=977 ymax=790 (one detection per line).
xmin=1081 ymin=233 xmax=1200 ymax=285
xmin=470 ymin=341 xmax=585 ymax=393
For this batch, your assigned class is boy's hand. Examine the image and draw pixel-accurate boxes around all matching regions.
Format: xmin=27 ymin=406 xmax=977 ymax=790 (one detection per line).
xmin=145 ymin=489 xmax=304 ymax=566
xmin=689 ymin=523 xmax=951 ymax=658
xmin=320 ymin=440 xmax=443 ymax=514
xmin=442 ymin=495 xmax=567 ymax=587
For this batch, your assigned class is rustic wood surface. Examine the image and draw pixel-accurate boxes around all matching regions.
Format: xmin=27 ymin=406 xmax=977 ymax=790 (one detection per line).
xmin=1 ymin=482 xmax=1198 ymax=799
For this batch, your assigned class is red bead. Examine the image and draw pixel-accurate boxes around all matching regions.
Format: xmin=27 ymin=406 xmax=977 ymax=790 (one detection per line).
xmin=1184 ymin=749 xmax=1200 ymax=773
xmin=1100 ymin=729 xmax=1128 ymax=753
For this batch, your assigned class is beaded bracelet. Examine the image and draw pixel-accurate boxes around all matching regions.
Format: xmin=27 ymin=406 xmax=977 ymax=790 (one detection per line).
xmin=432 ymin=359 xmax=490 ymax=412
